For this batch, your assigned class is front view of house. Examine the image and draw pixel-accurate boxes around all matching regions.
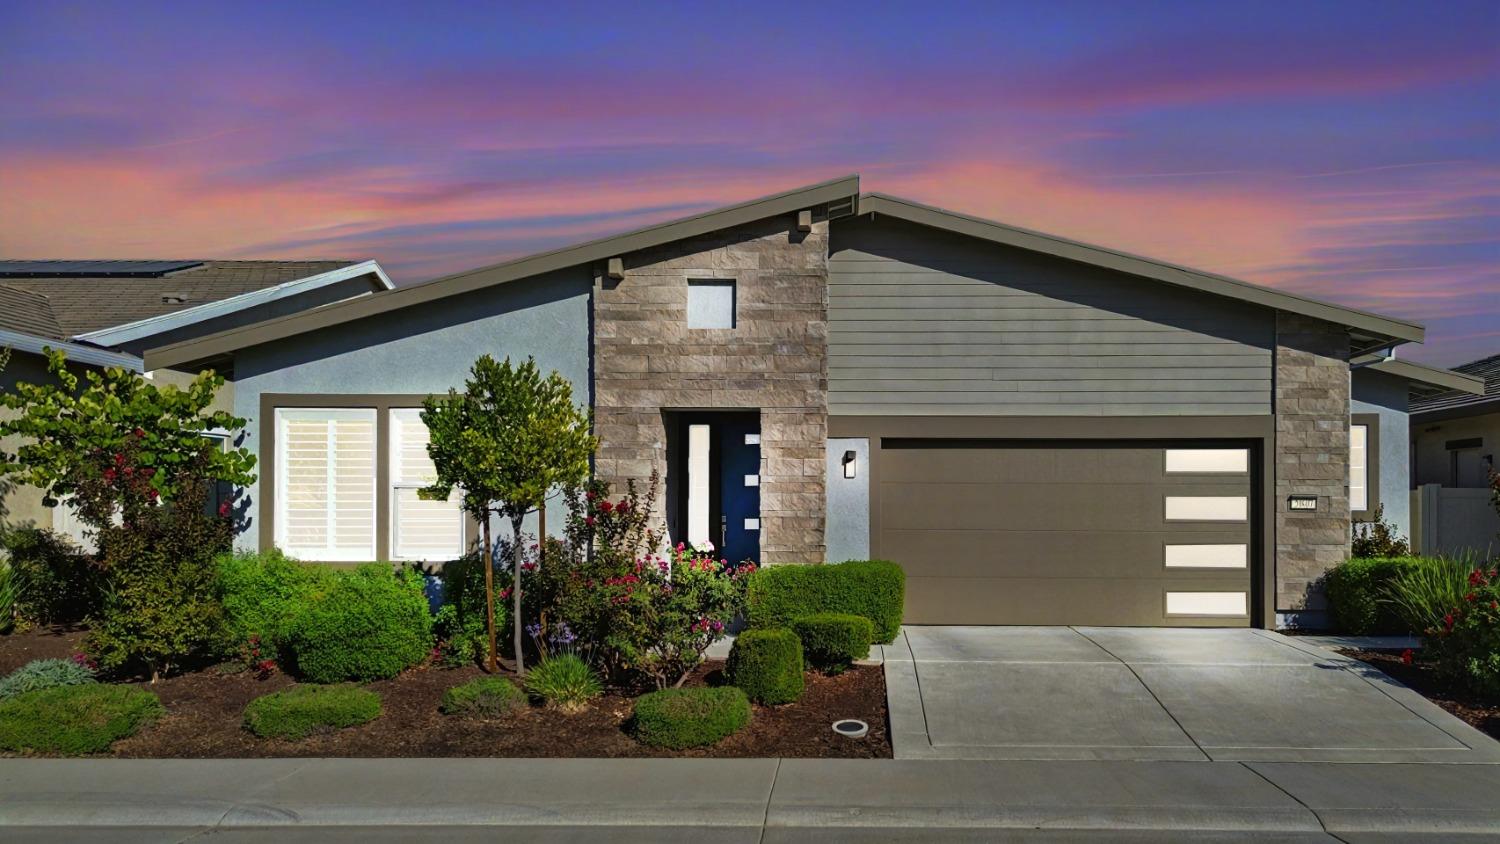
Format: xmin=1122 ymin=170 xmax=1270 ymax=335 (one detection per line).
xmin=145 ymin=176 xmax=1452 ymax=630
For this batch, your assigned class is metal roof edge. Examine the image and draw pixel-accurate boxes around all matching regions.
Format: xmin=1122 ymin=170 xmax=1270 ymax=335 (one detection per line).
xmin=0 ymin=329 xmax=144 ymax=371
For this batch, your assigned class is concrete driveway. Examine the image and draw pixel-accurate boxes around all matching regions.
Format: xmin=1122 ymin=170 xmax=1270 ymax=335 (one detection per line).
xmin=884 ymin=626 xmax=1500 ymax=762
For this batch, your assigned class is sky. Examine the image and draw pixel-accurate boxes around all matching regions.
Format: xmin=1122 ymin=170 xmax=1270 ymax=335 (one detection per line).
xmin=0 ymin=1 xmax=1495 ymax=365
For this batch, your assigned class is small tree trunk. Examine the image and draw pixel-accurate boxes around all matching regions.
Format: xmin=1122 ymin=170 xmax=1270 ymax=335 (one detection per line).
xmin=511 ymin=511 xmax=526 ymax=677
xmin=482 ymin=511 xmax=497 ymax=674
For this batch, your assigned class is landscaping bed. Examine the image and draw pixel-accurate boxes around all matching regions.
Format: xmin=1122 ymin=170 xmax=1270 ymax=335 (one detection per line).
xmin=0 ymin=630 xmax=889 ymax=758
xmin=1341 ymin=648 xmax=1500 ymax=741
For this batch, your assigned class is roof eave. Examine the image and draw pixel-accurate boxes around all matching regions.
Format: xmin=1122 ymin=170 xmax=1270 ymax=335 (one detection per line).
xmin=0 ymin=329 xmax=144 ymax=371
xmin=1358 ymin=356 xmax=1487 ymax=396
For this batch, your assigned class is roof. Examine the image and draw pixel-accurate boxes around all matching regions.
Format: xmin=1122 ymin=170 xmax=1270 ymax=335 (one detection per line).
xmin=857 ymin=193 xmax=1424 ymax=354
xmin=1 ymin=259 xmax=356 ymax=336
xmin=0 ymin=329 xmax=144 ymax=372
xmin=0 ymin=285 xmax=63 ymax=339
xmin=146 ymin=174 xmax=1431 ymax=371
xmin=1411 ymin=352 xmax=1500 ymax=419
xmin=1354 ymin=354 xmax=1487 ymax=398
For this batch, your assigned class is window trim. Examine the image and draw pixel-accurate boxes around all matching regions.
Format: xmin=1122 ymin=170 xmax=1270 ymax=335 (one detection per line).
xmin=260 ymin=394 xmax=477 ymax=562
xmin=1350 ymin=413 xmax=1380 ymax=521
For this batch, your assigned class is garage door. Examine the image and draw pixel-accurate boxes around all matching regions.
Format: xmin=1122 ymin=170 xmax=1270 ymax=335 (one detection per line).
xmin=880 ymin=441 xmax=1256 ymax=627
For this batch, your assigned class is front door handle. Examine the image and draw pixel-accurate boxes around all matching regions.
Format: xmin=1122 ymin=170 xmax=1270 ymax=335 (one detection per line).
xmin=720 ymin=514 xmax=727 ymax=550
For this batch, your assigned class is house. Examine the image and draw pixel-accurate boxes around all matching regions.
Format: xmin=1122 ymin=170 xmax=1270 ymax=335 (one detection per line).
xmin=0 ymin=259 xmax=392 ymax=538
xmin=142 ymin=175 xmax=1478 ymax=629
xmin=1407 ymin=353 xmax=1500 ymax=557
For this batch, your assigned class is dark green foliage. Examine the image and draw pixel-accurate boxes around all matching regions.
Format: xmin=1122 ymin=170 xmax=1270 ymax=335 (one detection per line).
xmin=0 ymin=684 xmax=163 ymax=754
xmin=746 ymin=561 xmax=905 ymax=643
xmin=2 ymin=528 xmax=104 ymax=625
xmin=1424 ymin=566 xmax=1500 ymax=696
xmin=631 ymin=687 xmax=751 ymax=749
xmin=285 ymin=566 xmax=433 ymax=683
xmin=217 ymin=550 xmax=339 ymax=650
xmin=524 ymin=653 xmax=602 ymax=712
xmin=1326 ymin=557 xmax=1426 ymax=635
xmin=0 ymin=658 xmax=97 ymax=700
xmin=440 ymin=676 xmax=526 ymax=717
xmin=726 ymin=628 xmax=804 ymax=705
xmin=1352 ymin=504 xmax=1411 ymax=558
xmin=433 ymin=552 xmax=508 ymax=667
xmin=0 ymin=559 xmax=13 ymax=633
xmin=242 ymin=684 xmax=381 ymax=740
xmin=792 ymin=613 xmax=873 ymax=673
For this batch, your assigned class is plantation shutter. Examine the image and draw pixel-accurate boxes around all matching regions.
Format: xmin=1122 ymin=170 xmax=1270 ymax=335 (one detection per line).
xmin=389 ymin=408 xmax=465 ymax=560
xmin=275 ymin=409 xmax=376 ymax=561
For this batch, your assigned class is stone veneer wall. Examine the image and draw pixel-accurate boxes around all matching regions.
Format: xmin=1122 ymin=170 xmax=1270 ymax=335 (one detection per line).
xmin=593 ymin=214 xmax=829 ymax=564
xmin=1274 ymin=312 xmax=1352 ymax=616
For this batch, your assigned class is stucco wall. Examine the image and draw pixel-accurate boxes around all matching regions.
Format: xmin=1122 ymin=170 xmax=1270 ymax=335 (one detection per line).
xmin=825 ymin=437 xmax=869 ymax=562
xmin=1412 ymin=410 xmax=1499 ymax=488
xmin=229 ymin=270 xmax=592 ymax=553
xmin=1352 ymin=367 xmax=1412 ymax=540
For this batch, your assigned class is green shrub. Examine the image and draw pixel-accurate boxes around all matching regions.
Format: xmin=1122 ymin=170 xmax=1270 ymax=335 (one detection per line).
xmin=0 ymin=684 xmax=163 ymax=754
xmin=441 ymin=675 xmax=526 ymax=717
xmin=1423 ymin=566 xmax=1500 ymax=696
xmin=433 ymin=552 xmax=508 ymax=667
xmin=217 ymin=550 xmax=339 ymax=650
xmin=726 ymin=628 xmax=804 ymax=705
xmin=792 ymin=613 xmax=872 ymax=673
xmin=285 ymin=565 xmax=433 ymax=683
xmin=1326 ymin=557 xmax=1425 ymax=635
xmin=2 ymin=528 xmax=104 ymax=625
xmin=631 ymin=687 xmax=751 ymax=749
xmin=243 ymin=684 xmax=382 ymax=740
xmin=746 ymin=561 xmax=904 ymax=644
xmin=0 ymin=559 xmax=15 ymax=634
xmin=0 ymin=658 xmax=97 ymax=700
xmin=1351 ymin=504 xmax=1411 ymax=558
xmin=525 ymin=653 xmax=603 ymax=712
xmin=1388 ymin=555 xmax=1478 ymax=634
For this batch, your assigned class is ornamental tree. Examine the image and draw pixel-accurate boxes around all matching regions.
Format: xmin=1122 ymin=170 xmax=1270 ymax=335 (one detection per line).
xmin=421 ymin=355 xmax=594 ymax=674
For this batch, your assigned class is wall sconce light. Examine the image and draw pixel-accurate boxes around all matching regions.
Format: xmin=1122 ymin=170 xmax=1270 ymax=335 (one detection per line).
xmin=842 ymin=450 xmax=857 ymax=479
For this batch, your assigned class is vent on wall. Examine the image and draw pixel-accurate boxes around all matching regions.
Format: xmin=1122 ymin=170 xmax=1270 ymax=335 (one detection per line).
xmin=826 ymin=197 xmax=857 ymax=219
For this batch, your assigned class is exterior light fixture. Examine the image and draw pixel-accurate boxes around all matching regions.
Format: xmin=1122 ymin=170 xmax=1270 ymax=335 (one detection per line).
xmin=842 ymin=450 xmax=857 ymax=479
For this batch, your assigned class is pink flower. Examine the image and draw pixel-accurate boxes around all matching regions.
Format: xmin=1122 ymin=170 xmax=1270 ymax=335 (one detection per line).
xmin=1401 ymin=648 xmax=1415 ymax=665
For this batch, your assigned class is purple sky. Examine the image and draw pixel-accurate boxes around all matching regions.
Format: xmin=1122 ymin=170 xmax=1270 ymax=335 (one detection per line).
xmin=0 ymin=1 xmax=1495 ymax=365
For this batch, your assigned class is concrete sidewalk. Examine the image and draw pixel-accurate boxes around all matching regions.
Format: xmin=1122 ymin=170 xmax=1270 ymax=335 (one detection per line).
xmin=3 ymin=758 xmax=1500 ymax=840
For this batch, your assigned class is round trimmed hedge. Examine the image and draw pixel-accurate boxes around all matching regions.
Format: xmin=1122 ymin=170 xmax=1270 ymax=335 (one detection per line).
xmin=791 ymin=613 xmax=873 ymax=673
xmin=632 ymin=687 xmax=751 ymax=749
xmin=0 ymin=684 xmax=163 ymax=755
xmin=243 ymin=684 xmax=382 ymax=740
xmin=726 ymin=628 xmax=804 ymax=705
xmin=441 ymin=676 xmax=526 ymax=718
xmin=285 ymin=565 xmax=433 ymax=683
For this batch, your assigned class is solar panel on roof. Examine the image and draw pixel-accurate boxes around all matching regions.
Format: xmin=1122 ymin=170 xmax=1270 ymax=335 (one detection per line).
xmin=0 ymin=260 xmax=203 ymax=278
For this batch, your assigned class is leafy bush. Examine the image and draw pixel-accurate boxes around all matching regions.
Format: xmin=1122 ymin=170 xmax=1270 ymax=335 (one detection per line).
xmin=1 ymin=528 xmax=103 ymax=625
xmin=1422 ymin=566 xmax=1500 ymax=696
xmin=0 ymin=559 xmax=15 ymax=634
xmin=285 ymin=565 xmax=433 ymax=683
xmin=746 ymin=561 xmax=905 ymax=644
xmin=441 ymin=676 xmax=526 ymax=717
xmin=525 ymin=653 xmax=602 ymax=712
xmin=217 ymin=550 xmax=338 ymax=651
xmin=792 ymin=613 xmax=872 ymax=673
xmin=1326 ymin=557 xmax=1424 ymax=635
xmin=0 ymin=684 xmax=163 ymax=754
xmin=0 ymin=657 xmax=97 ymax=700
xmin=1351 ymin=504 xmax=1411 ymax=559
xmin=631 ymin=686 xmax=751 ymax=749
xmin=433 ymin=552 xmax=508 ymax=667
xmin=727 ymin=628 xmax=804 ymax=705
xmin=1387 ymin=556 xmax=1477 ymax=634
xmin=243 ymin=684 xmax=381 ymax=740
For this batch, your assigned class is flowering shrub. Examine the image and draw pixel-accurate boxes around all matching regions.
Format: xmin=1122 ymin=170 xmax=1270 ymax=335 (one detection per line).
xmin=1423 ymin=566 xmax=1500 ymax=696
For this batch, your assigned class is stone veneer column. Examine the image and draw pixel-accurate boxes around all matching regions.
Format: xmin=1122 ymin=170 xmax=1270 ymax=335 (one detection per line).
xmin=593 ymin=214 xmax=829 ymax=565
xmin=1274 ymin=312 xmax=1351 ymax=618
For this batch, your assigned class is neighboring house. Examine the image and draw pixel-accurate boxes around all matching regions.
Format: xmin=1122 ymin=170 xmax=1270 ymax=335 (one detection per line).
xmin=143 ymin=176 xmax=1476 ymax=629
xmin=1407 ymin=353 xmax=1500 ymax=558
xmin=0 ymin=259 xmax=392 ymax=538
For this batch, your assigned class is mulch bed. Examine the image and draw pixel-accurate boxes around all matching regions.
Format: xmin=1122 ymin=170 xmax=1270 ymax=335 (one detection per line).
xmin=0 ymin=628 xmax=890 ymax=758
xmin=1341 ymin=648 xmax=1500 ymax=741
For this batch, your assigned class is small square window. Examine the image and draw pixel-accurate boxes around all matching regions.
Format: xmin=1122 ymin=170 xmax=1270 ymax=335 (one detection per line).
xmin=687 ymin=279 xmax=736 ymax=329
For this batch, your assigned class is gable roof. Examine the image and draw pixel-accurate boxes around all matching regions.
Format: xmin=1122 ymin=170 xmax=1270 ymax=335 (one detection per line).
xmin=146 ymin=174 xmax=1432 ymax=371
xmin=144 ymin=176 xmax=862 ymax=370
xmin=1 ymin=259 xmax=357 ymax=336
xmin=858 ymin=193 xmax=1424 ymax=354
xmin=1411 ymin=352 xmax=1500 ymax=418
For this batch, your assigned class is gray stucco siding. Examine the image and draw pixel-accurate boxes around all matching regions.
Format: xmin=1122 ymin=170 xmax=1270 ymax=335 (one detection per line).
xmin=231 ymin=269 xmax=592 ymax=553
xmin=825 ymin=437 xmax=870 ymax=562
xmin=1352 ymin=367 xmax=1412 ymax=540
xmin=828 ymin=216 xmax=1275 ymax=416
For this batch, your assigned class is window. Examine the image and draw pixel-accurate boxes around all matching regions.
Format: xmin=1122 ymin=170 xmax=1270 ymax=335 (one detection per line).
xmin=275 ymin=409 xmax=376 ymax=561
xmin=389 ymin=409 xmax=465 ymax=560
xmin=687 ymin=279 xmax=735 ymax=329
xmin=1350 ymin=423 xmax=1369 ymax=513
xmin=1164 ymin=449 xmax=1248 ymax=473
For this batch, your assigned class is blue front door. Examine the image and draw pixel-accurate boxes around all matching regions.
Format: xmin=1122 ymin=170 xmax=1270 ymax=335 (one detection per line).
xmin=716 ymin=417 xmax=760 ymax=564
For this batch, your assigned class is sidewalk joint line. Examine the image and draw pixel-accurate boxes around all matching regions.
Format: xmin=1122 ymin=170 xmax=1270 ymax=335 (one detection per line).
xmin=1240 ymin=761 xmax=1348 ymax=843
xmin=758 ymin=757 xmax=781 ymax=844
xmin=903 ymin=632 xmax=936 ymax=747
xmin=1073 ymin=628 xmax=1211 ymax=761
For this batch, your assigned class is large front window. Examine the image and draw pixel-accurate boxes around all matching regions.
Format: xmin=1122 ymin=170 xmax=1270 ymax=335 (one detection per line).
xmin=275 ymin=409 xmax=377 ymax=561
xmin=388 ymin=408 xmax=464 ymax=560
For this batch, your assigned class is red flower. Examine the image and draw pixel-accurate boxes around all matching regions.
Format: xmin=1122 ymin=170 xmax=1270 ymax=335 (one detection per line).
xmin=599 ymin=501 xmax=614 ymax=514
xmin=132 ymin=427 xmax=146 ymax=439
xmin=1401 ymin=648 xmax=1414 ymax=665
xmin=617 ymin=500 xmax=631 ymax=513
xmin=217 ymin=501 xmax=231 ymax=518
xmin=585 ymin=516 xmax=596 ymax=526
xmin=499 ymin=587 xmax=512 ymax=600
xmin=102 ymin=468 xmax=117 ymax=482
